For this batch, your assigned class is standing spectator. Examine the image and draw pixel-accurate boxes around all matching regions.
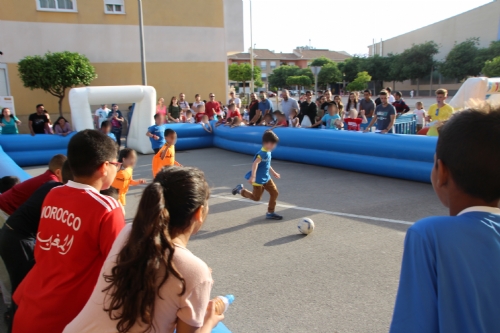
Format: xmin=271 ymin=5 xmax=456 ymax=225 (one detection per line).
xmin=205 ymin=93 xmax=221 ymax=120
xmin=280 ymin=89 xmax=299 ymax=118
xmin=44 ymin=110 xmax=54 ymax=134
xmin=258 ymin=92 xmax=273 ymax=117
xmin=127 ymin=104 xmax=135 ymax=127
xmin=345 ymin=92 xmax=359 ymax=117
xmin=315 ymin=90 xmax=323 ymax=103
xmin=178 ymin=93 xmax=190 ymax=114
xmin=108 ymin=104 xmax=124 ymax=145
xmin=28 ymin=104 xmax=51 ymax=136
xmin=426 ymin=88 xmax=454 ymax=123
xmin=413 ymin=101 xmax=427 ymax=132
xmin=359 ymin=89 xmax=376 ymax=128
xmin=191 ymin=94 xmax=205 ymax=112
xmin=333 ymin=95 xmax=344 ymax=117
xmin=53 ymin=117 xmax=73 ymax=136
xmin=94 ymin=104 xmax=111 ymax=129
xmin=363 ymin=90 xmax=397 ymax=133
xmin=386 ymin=87 xmax=396 ymax=103
xmin=410 ymin=90 xmax=414 ymax=98
xmin=0 ymin=108 xmax=21 ymax=134
xmin=299 ymin=91 xmax=317 ymax=125
xmin=393 ymin=92 xmax=410 ymax=114
xmin=228 ymin=91 xmax=242 ymax=109
xmin=167 ymin=96 xmax=181 ymax=123
xmin=320 ymin=90 xmax=334 ymax=116
xmin=156 ymin=98 xmax=167 ymax=116
xmin=248 ymin=93 xmax=261 ymax=125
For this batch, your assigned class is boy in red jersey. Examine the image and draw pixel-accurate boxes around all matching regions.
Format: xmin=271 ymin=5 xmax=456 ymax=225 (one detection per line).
xmin=13 ymin=130 xmax=125 ymax=333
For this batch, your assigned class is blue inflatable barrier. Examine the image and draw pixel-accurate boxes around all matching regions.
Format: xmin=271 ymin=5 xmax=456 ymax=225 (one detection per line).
xmin=161 ymin=123 xmax=213 ymax=151
xmin=0 ymin=145 xmax=31 ymax=182
xmin=0 ymin=133 xmax=75 ymax=167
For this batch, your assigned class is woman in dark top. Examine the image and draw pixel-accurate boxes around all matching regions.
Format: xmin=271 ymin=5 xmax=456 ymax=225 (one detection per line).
xmin=247 ymin=93 xmax=261 ymax=125
xmin=167 ymin=96 xmax=181 ymax=123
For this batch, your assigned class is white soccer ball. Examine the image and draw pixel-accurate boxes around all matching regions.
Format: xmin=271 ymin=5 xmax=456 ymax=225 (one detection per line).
xmin=298 ymin=218 xmax=315 ymax=235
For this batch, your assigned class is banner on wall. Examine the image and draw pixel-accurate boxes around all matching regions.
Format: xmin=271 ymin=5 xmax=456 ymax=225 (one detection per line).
xmin=0 ymin=96 xmax=15 ymax=115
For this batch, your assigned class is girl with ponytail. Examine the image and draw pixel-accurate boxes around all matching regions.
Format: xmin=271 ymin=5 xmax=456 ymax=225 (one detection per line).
xmin=64 ymin=167 xmax=223 ymax=333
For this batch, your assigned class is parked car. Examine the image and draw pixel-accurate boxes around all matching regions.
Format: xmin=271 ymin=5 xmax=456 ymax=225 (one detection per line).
xmin=289 ymin=90 xmax=298 ymax=96
xmin=267 ymin=91 xmax=277 ymax=97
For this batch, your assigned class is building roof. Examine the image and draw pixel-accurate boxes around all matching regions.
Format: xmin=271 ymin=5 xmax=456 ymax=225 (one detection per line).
xmin=228 ymin=48 xmax=352 ymax=61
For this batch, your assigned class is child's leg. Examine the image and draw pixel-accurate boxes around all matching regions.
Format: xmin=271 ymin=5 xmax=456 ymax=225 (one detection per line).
xmin=241 ymin=185 xmax=265 ymax=202
xmin=263 ymin=179 xmax=279 ymax=213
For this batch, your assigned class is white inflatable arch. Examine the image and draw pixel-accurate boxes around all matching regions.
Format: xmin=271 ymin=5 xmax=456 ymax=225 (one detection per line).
xmin=449 ymin=77 xmax=500 ymax=110
xmin=69 ymin=85 xmax=156 ymax=154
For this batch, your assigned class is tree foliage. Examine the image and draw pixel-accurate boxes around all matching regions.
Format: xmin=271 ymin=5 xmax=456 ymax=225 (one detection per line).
xmin=482 ymin=56 xmax=500 ymax=77
xmin=399 ymin=41 xmax=438 ymax=82
xmin=286 ymin=75 xmax=312 ymax=88
xmin=228 ymin=63 xmax=261 ymax=91
xmin=310 ymin=56 xmax=334 ymax=67
xmin=440 ymin=38 xmax=481 ymax=80
xmin=317 ymin=63 xmax=342 ymax=88
xmin=346 ymin=71 xmax=372 ymax=92
xmin=340 ymin=57 xmax=366 ymax=82
xmin=268 ymin=65 xmax=301 ymax=89
xmin=18 ymin=51 xmax=97 ymax=116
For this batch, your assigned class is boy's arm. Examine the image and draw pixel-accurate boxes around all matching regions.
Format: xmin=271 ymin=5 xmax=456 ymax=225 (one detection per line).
xmin=248 ymin=158 xmax=261 ymax=184
xmin=363 ymin=114 xmax=377 ymax=132
xmin=160 ymin=144 xmax=169 ymax=160
xmin=270 ymin=166 xmax=280 ymax=179
xmin=99 ymin=209 xmax=126 ymax=256
xmin=390 ymin=229 xmax=438 ymax=333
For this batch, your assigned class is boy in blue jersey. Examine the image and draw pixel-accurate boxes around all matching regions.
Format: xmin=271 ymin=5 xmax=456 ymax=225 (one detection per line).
xmin=146 ymin=113 xmax=166 ymax=153
xmin=390 ymin=106 xmax=500 ymax=333
xmin=232 ymin=130 xmax=282 ymax=220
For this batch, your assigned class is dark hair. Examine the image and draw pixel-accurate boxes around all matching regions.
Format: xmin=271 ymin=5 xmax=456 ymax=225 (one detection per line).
xmin=263 ymin=130 xmax=279 ymax=143
xmin=100 ymin=186 xmax=119 ymax=201
xmin=53 ymin=116 xmax=69 ymax=131
xmin=154 ymin=113 xmax=160 ymax=120
xmin=164 ymin=128 xmax=176 ymax=137
xmin=36 ymin=104 xmax=44 ymax=109
xmin=61 ymin=160 xmax=74 ymax=183
xmin=364 ymin=89 xmax=372 ymax=95
xmin=228 ymin=102 xmax=236 ymax=108
xmin=0 ymin=176 xmax=20 ymax=193
xmin=436 ymin=107 xmax=500 ymax=202
xmin=48 ymin=154 xmax=67 ymax=173
xmin=169 ymin=96 xmax=177 ymax=106
xmin=395 ymin=91 xmax=402 ymax=98
xmin=103 ymin=167 xmax=210 ymax=333
xmin=68 ymin=130 xmax=118 ymax=177
xmin=385 ymin=87 xmax=392 ymax=93
xmin=118 ymin=148 xmax=135 ymax=163
xmin=379 ymin=90 xmax=388 ymax=96
xmin=346 ymin=93 xmax=358 ymax=111
xmin=1 ymin=108 xmax=12 ymax=119
xmin=101 ymin=120 xmax=111 ymax=129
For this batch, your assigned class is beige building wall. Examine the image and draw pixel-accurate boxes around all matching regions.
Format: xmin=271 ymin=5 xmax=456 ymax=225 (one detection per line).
xmin=0 ymin=0 xmax=243 ymax=132
xmin=369 ymin=1 xmax=500 ymax=95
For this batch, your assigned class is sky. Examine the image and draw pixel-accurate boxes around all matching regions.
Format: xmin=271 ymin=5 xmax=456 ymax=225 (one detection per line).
xmin=242 ymin=0 xmax=493 ymax=56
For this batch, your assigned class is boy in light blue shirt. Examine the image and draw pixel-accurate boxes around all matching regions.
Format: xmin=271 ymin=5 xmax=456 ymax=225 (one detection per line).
xmin=232 ymin=130 xmax=282 ymax=220
xmin=146 ymin=113 xmax=167 ymax=154
xmin=390 ymin=106 xmax=500 ymax=333
xmin=309 ymin=102 xmax=342 ymax=129
xmin=100 ymin=120 xmax=116 ymax=142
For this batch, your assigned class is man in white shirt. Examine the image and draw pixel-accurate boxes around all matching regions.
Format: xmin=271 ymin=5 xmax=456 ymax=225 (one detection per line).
xmin=178 ymin=93 xmax=190 ymax=113
xmin=94 ymin=104 xmax=110 ymax=129
xmin=227 ymin=91 xmax=241 ymax=109
xmin=386 ymin=87 xmax=396 ymax=103
xmin=280 ymin=89 xmax=299 ymax=118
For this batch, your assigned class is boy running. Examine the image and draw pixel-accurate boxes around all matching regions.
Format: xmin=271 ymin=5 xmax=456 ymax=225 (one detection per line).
xmin=146 ymin=113 xmax=167 ymax=154
xmin=390 ymin=106 xmax=500 ymax=333
xmin=152 ymin=129 xmax=182 ymax=177
xmin=13 ymin=130 xmax=125 ymax=333
xmin=232 ymin=130 xmax=282 ymax=220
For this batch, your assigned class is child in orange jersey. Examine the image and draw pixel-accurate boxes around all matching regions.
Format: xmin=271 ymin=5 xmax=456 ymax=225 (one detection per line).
xmin=112 ymin=149 xmax=146 ymax=206
xmin=152 ymin=129 xmax=182 ymax=177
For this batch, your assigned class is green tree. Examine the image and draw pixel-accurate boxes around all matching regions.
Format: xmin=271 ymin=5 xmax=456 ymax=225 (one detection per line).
xmin=268 ymin=65 xmax=301 ymax=89
xmin=341 ymin=57 xmax=366 ymax=82
xmin=18 ymin=51 xmax=97 ymax=116
xmin=399 ymin=41 xmax=439 ymax=95
xmin=385 ymin=54 xmax=406 ymax=89
xmin=475 ymin=40 xmax=500 ymax=72
xmin=363 ymin=55 xmax=391 ymax=92
xmin=286 ymin=75 xmax=312 ymax=90
xmin=346 ymin=71 xmax=372 ymax=92
xmin=317 ymin=63 xmax=342 ymax=89
xmin=440 ymin=38 xmax=481 ymax=81
xmin=482 ymin=56 xmax=500 ymax=77
xmin=310 ymin=56 xmax=334 ymax=67
xmin=228 ymin=63 xmax=261 ymax=92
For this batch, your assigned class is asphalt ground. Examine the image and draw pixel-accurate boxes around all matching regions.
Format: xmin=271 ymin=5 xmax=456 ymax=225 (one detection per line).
xmin=15 ymin=147 xmax=447 ymax=333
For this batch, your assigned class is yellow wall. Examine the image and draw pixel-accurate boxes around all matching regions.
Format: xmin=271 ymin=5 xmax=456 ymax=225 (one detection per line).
xmin=8 ymin=61 xmax=227 ymax=133
xmin=0 ymin=0 xmax=224 ymax=27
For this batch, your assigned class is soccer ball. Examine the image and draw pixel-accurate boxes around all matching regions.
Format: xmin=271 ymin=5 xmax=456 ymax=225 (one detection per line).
xmin=298 ymin=218 xmax=315 ymax=235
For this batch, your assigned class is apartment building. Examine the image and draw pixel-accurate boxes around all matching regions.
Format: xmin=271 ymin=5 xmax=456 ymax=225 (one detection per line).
xmin=0 ymin=0 xmax=243 ymax=130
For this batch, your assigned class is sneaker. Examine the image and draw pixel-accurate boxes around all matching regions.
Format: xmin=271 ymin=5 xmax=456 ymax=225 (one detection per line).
xmin=266 ymin=212 xmax=283 ymax=220
xmin=232 ymin=184 xmax=243 ymax=195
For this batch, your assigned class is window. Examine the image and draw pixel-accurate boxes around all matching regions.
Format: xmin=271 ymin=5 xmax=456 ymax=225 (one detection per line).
xmin=37 ymin=0 xmax=77 ymax=12
xmin=261 ymin=73 xmax=267 ymax=82
xmin=288 ymin=62 xmax=295 ymax=66
xmin=260 ymin=61 xmax=267 ymax=70
xmin=104 ymin=0 xmax=125 ymax=14
xmin=270 ymin=61 xmax=277 ymax=70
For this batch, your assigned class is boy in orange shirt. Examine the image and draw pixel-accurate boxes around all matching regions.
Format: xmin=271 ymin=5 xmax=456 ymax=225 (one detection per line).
xmin=152 ymin=129 xmax=182 ymax=177
xmin=112 ymin=148 xmax=146 ymax=205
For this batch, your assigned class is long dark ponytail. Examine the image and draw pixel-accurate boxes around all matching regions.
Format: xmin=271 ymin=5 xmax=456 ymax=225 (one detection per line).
xmin=103 ymin=166 xmax=210 ymax=333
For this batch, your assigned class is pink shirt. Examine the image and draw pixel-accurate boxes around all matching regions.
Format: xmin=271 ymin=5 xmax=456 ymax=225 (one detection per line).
xmin=63 ymin=224 xmax=213 ymax=333
xmin=157 ymin=105 xmax=167 ymax=115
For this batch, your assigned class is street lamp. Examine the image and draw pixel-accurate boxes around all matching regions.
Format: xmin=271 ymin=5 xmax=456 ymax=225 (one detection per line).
xmin=138 ymin=0 xmax=147 ymax=85
xmin=310 ymin=66 xmax=322 ymax=96
xmin=249 ymin=0 xmax=254 ymax=94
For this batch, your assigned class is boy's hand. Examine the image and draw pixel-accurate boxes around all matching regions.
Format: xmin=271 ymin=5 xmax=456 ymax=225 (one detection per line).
xmin=138 ymin=179 xmax=147 ymax=184
xmin=272 ymin=171 xmax=280 ymax=179
xmin=248 ymin=177 xmax=255 ymax=185
xmin=153 ymin=135 xmax=159 ymax=140
xmin=203 ymin=300 xmax=224 ymax=329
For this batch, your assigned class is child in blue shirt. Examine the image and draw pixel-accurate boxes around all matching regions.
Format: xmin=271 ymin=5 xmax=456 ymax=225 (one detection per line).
xmin=146 ymin=113 xmax=167 ymax=153
xmin=100 ymin=120 xmax=116 ymax=142
xmin=232 ymin=130 xmax=282 ymax=220
xmin=390 ymin=106 xmax=500 ymax=333
xmin=309 ymin=102 xmax=342 ymax=129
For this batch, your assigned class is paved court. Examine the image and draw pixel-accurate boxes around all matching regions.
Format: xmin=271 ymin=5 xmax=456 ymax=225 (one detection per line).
xmin=18 ymin=147 xmax=447 ymax=333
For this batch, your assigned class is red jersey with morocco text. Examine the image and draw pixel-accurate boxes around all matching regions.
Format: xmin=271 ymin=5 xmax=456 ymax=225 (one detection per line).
xmin=13 ymin=181 xmax=125 ymax=333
